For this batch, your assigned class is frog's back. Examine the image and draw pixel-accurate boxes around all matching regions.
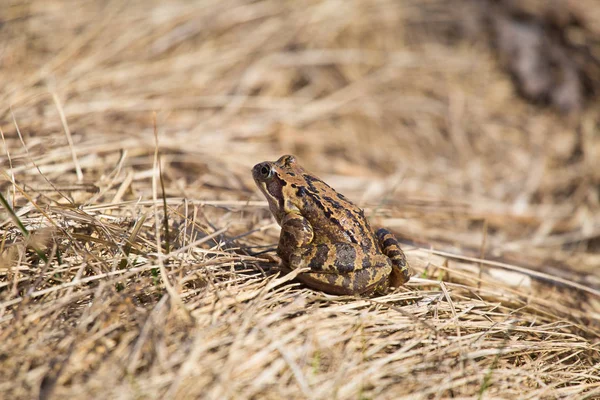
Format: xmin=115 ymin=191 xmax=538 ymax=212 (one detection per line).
xmin=294 ymin=171 xmax=381 ymax=252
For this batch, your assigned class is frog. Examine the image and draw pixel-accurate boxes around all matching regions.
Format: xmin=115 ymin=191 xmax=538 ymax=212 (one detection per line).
xmin=252 ymin=154 xmax=411 ymax=295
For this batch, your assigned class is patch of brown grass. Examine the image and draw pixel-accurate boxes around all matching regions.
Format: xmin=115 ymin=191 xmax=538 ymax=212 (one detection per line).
xmin=1 ymin=0 xmax=599 ymax=398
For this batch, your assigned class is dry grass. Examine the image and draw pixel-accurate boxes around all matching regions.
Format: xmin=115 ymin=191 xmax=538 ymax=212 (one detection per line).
xmin=1 ymin=0 xmax=600 ymax=398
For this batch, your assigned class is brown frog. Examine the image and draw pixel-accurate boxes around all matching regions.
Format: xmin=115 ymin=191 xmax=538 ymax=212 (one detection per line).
xmin=252 ymin=155 xmax=410 ymax=295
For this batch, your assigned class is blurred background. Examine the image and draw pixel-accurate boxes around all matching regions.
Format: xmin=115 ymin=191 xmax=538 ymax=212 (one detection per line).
xmin=1 ymin=0 xmax=599 ymax=280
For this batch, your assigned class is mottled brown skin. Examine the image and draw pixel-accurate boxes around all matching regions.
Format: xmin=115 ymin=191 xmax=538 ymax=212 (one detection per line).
xmin=252 ymin=155 xmax=411 ymax=295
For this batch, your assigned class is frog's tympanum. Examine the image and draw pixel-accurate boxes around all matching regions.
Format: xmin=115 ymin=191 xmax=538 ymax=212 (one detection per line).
xmin=252 ymin=155 xmax=411 ymax=295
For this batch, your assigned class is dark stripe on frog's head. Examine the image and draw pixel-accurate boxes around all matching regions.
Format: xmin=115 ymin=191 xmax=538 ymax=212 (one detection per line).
xmin=266 ymin=174 xmax=289 ymax=220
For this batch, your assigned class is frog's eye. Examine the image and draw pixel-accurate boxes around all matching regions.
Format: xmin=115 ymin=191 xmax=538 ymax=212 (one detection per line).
xmin=259 ymin=164 xmax=272 ymax=179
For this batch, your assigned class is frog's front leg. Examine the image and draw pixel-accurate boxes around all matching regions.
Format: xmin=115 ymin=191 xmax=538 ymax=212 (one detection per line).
xmin=376 ymin=228 xmax=411 ymax=288
xmin=277 ymin=212 xmax=314 ymax=263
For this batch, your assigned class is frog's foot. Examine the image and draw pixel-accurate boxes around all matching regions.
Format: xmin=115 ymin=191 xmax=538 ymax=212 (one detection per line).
xmin=376 ymin=228 xmax=411 ymax=288
xmin=262 ymin=252 xmax=283 ymax=265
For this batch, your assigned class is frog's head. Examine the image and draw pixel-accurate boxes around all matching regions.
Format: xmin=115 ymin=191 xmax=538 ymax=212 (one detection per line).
xmin=252 ymin=155 xmax=302 ymax=224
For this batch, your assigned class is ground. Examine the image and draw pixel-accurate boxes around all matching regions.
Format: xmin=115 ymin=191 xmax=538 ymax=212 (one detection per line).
xmin=0 ymin=0 xmax=599 ymax=399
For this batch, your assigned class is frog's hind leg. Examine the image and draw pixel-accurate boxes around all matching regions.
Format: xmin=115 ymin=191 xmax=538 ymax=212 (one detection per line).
xmin=289 ymin=243 xmax=368 ymax=273
xmin=376 ymin=228 xmax=411 ymax=287
xmin=293 ymin=269 xmax=390 ymax=295
xmin=288 ymin=243 xmax=391 ymax=295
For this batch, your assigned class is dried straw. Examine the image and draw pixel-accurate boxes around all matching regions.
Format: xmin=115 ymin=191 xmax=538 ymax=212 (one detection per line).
xmin=0 ymin=0 xmax=599 ymax=398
